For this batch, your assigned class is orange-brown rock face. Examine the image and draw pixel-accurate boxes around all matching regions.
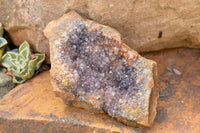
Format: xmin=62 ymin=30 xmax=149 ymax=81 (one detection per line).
xmin=44 ymin=11 xmax=158 ymax=127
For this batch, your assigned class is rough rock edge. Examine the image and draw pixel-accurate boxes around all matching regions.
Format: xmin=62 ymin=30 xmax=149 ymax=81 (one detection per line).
xmin=43 ymin=11 xmax=158 ymax=127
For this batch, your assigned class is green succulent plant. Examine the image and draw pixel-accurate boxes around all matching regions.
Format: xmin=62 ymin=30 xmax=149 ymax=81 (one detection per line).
xmin=0 ymin=23 xmax=4 ymax=37
xmin=0 ymin=23 xmax=8 ymax=63
xmin=1 ymin=41 xmax=45 ymax=84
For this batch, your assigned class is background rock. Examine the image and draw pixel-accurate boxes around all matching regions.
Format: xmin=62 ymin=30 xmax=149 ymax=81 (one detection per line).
xmin=0 ymin=0 xmax=200 ymax=63
xmin=0 ymin=68 xmax=16 ymax=99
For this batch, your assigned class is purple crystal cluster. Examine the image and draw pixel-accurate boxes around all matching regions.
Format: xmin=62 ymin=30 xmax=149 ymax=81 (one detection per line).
xmin=59 ymin=23 xmax=138 ymax=116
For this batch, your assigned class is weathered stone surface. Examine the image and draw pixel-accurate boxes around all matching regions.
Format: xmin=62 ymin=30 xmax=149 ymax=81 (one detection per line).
xmin=0 ymin=0 xmax=200 ymax=64
xmin=44 ymin=11 xmax=158 ymax=127
xmin=142 ymin=48 xmax=200 ymax=133
xmin=0 ymin=68 xmax=16 ymax=99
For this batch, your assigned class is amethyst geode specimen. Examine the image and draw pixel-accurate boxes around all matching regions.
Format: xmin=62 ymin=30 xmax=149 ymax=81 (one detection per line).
xmin=44 ymin=11 xmax=158 ymax=127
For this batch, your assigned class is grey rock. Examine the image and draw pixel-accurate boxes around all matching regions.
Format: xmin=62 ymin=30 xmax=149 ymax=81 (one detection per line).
xmin=0 ymin=68 xmax=16 ymax=99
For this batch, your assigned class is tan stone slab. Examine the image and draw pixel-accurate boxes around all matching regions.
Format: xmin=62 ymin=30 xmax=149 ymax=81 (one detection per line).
xmin=143 ymin=48 xmax=200 ymax=133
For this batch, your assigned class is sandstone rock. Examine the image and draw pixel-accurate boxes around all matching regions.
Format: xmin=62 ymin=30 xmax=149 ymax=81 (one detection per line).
xmin=0 ymin=68 xmax=16 ymax=99
xmin=44 ymin=11 xmax=158 ymax=127
xmin=0 ymin=0 xmax=200 ymax=64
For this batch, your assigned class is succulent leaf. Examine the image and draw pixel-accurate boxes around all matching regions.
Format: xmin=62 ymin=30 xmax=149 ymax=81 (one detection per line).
xmin=0 ymin=23 xmax=7 ymax=63
xmin=19 ymin=41 xmax=30 ymax=53
xmin=0 ymin=23 xmax=3 ymax=37
xmin=9 ymin=65 xmax=18 ymax=72
xmin=2 ymin=52 xmax=15 ymax=68
xmin=35 ymin=54 xmax=45 ymax=70
xmin=9 ymin=68 xmax=21 ymax=78
xmin=24 ymin=57 xmax=38 ymax=79
xmin=0 ymin=37 xmax=8 ymax=63
xmin=2 ymin=41 xmax=45 ymax=84
xmin=8 ymin=52 xmax=17 ymax=59
xmin=0 ymin=37 xmax=7 ymax=46
xmin=21 ymin=47 xmax=31 ymax=60
xmin=13 ymin=77 xmax=26 ymax=84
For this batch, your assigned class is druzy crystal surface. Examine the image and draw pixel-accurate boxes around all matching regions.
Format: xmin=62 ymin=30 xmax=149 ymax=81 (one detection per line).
xmin=59 ymin=23 xmax=138 ymax=115
xmin=44 ymin=11 xmax=158 ymax=127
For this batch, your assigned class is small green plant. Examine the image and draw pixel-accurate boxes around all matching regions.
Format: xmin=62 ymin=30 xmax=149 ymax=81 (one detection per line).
xmin=0 ymin=23 xmax=8 ymax=63
xmin=1 ymin=41 xmax=45 ymax=84
xmin=0 ymin=23 xmax=4 ymax=37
